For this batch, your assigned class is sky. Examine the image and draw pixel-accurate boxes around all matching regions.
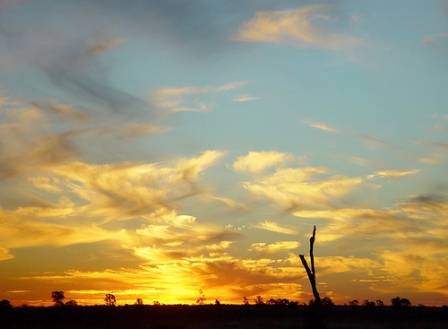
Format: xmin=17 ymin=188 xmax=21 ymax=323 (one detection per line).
xmin=0 ymin=0 xmax=448 ymax=306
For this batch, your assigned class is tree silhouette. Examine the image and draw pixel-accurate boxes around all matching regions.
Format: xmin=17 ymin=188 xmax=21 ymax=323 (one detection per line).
xmin=254 ymin=296 xmax=264 ymax=305
xmin=391 ymin=296 xmax=411 ymax=308
xmin=135 ymin=298 xmax=143 ymax=306
xmin=51 ymin=291 xmax=65 ymax=306
xmin=243 ymin=296 xmax=250 ymax=305
xmin=104 ymin=293 xmax=116 ymax=306
xmin=375 ymin=299 xmax=384 ymax=307
xmin=299 ymin=225 xmax=321 ymax=305
xmin=348 ymin=299 xmax=359 ymax=307
xmin=196 ymin=289 xmax=206 ymax=305
xmin=362 ymin=300 xmax=376 ymax=308
xmin=0 ymin=299 xmax=12 ymax=310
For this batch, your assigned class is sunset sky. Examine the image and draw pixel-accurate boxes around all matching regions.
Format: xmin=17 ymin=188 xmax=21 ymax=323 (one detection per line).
xmin=1 ymin=0 xmax=448 ymax=306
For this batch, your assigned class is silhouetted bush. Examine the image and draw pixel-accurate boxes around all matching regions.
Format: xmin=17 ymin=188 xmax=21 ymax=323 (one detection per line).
xmin=391 ymin=296 xmax=412 ymax=308
xmin=0 ymin=299 xmax=12 ymax=310
xmin=51 ymin=291 xmax=65 ymax=306
xmin=65 ymin=300 xmax=78 ymax=307
xmin=254 ymin=296 xmax=264 ymax=306
xmin=135 ymin=298 xmax=143 ymax=306
xmin=309 ymin=296 xmax=334 ymax=308
xmin=105 ymin=294 xmax=117 ymax=306
xmin=242 ymin=296 xmax=250 ymax=305
xmin=196 ymin=290 xmax=206 ymax=305
xmin=348 ymin=299 xmax=359 ymax=307
xmin=267 ymin=298 xmax=298 ymax=307
xmin=363 ymin=300 xmax=376 ymax=308
xmin=375 ymin=299 xmax=384 ymax=307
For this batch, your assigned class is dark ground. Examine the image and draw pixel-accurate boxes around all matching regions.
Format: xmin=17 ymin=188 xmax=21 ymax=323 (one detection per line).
xmin=1 ymin=305 xmax=448 ymax=329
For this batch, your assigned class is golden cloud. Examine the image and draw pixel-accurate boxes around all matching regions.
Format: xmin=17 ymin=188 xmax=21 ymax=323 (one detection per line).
xmin=303 ymin=120 xmax=338 ymax=133
xmin=254 ymin=220 xmax=297 ymax=235
xmin=242 ymin=167 xmax=363 ymax=210
xmin=233 ymin=151 xmax=293 ymax=174
xmin=367 ymin=169 xmax=420 ymax=180
xmin=150 ymin=82 xmax=246 ymax=113
xmin=250 ymin=241 xmax=300 ymax=253
xmin=234 ymin=5 xmax=361 ymax=51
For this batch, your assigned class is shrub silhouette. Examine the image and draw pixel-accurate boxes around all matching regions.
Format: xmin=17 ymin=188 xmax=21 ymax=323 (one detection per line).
xmin=51 ymin=291 xmax=65 ymax=306
xmin=196 ymin=290 xmax=206 ymax=305
xmin=65 ymin=300 xmax=78 ymax=307
xmin=105 ymin=293 xmax=117 ymax=306
xmin=348 ymin=299 xmax=359 ymax=307
xmin=363 ymin=300 xmax=376 ymax=308
xmin=214 ymin=299 xmax=221 ymax=306
xmin=375 ymin=299 xmax=384 ymax=307
xmin=243 ymin=296 xmax=250 ymax=305
xmin=0 ymin=299 xmax=12 ymax=310
xmin=309 ymin=296 xmax=333 ymax=308
xmin=391 ymin=296 xmax=411 ymax=308
xmin=254 ymin=296 xmax=264 ymax=305
xmin=135 ymin=298 xmax=144 ymax=306
xmin=267 ymin=298 xmax=298 ymax=307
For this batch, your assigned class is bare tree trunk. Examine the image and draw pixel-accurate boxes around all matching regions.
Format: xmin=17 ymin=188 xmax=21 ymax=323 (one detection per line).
xmin=299 ymin=225 xmax=321 ymax=305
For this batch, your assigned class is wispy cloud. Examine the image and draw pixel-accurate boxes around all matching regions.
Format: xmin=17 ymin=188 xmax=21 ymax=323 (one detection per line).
xmin=358 ymin=134 xmax=392 ymax=149
xmin=243 ymin=166 xmax=363 ymax=211
xmin=233 ymin=151 xmax=293 ymax=174
xmin=422 ymin=32 xmax=448 ymax=46
xmin=418 ymin=153 xmax=444 ymax=165
xmin=88 ymin=38 xmax=125 ymax=55
xmin=234 ymin=4 xmax=361 ymax=51
xmin=233 ymin=95 xmax=259 ymax=102
xmin=249 ymin=241 xmax=300 ymax=253
xmin=367 ymin=169 xmax=420 ymax=180
xmin=303 ymin=120 xmax=338 ymax=133
xmin=254 ymin=220 xmax=297 ymax=235
xmin=151 ymin=82 xmax=246 ymax=113
xmin=0 ymin=246 xmax=13 ymax=261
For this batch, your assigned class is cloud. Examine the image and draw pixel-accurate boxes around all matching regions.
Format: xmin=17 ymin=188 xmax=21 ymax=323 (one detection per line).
xmin=349 ymin=156 xmax=371 ymax=167
xmin=0 ymin=207 xmax=131 ymax=249
xmin=367 ymin=169 xmax=420 ymax=180
xmin=254 ymin=220 xmax=297 ymax=235
xmin=203 ymin=195 xmax=248 ymax=211
xmin=88 ymin=38 xmax=125 ymax=55
xmin=234 ymin=4 xmax=361 ymax=51
xmin=358 ymin=134 xmax=391 ymax=149
xmin=242 ymin=166 xmax=363 ymax=210
xmin=0 ymin=0 xmax=27 ymax=9
xmin=303 ymin=120 xmax=338 ymax=133
xmin=114 ymin=122 xmax=169 ymax=139
xmin=0 ymin=97 xmax=168 ymax=180
xmin=0 ymin=111 xmax=79 ymax=179
xmin=151 ymin=82 xmax=246 ymax=113
xmin=0 ymin=246 xmax=13 ymax=261
xmin=233 ymin=95 xmax=259 ymax=102
xmin=233 ymin=151 xmax=293 ymax=174
xmin=418 ymin=154 xmax=444 ymax=165
xmin=250 ymin=241 xmax=300 ymax=253
xmin=31 ymin=102 xmax=90 ymax=122
xmin=422 ymin=32 xmax=448 ymax=46
xmin=44 ymin=150 xmax=225 ymax=219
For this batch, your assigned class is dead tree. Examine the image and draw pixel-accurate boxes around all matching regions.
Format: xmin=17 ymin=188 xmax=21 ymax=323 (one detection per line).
xmin=299 ymin=225 xmax=321 ymax=305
